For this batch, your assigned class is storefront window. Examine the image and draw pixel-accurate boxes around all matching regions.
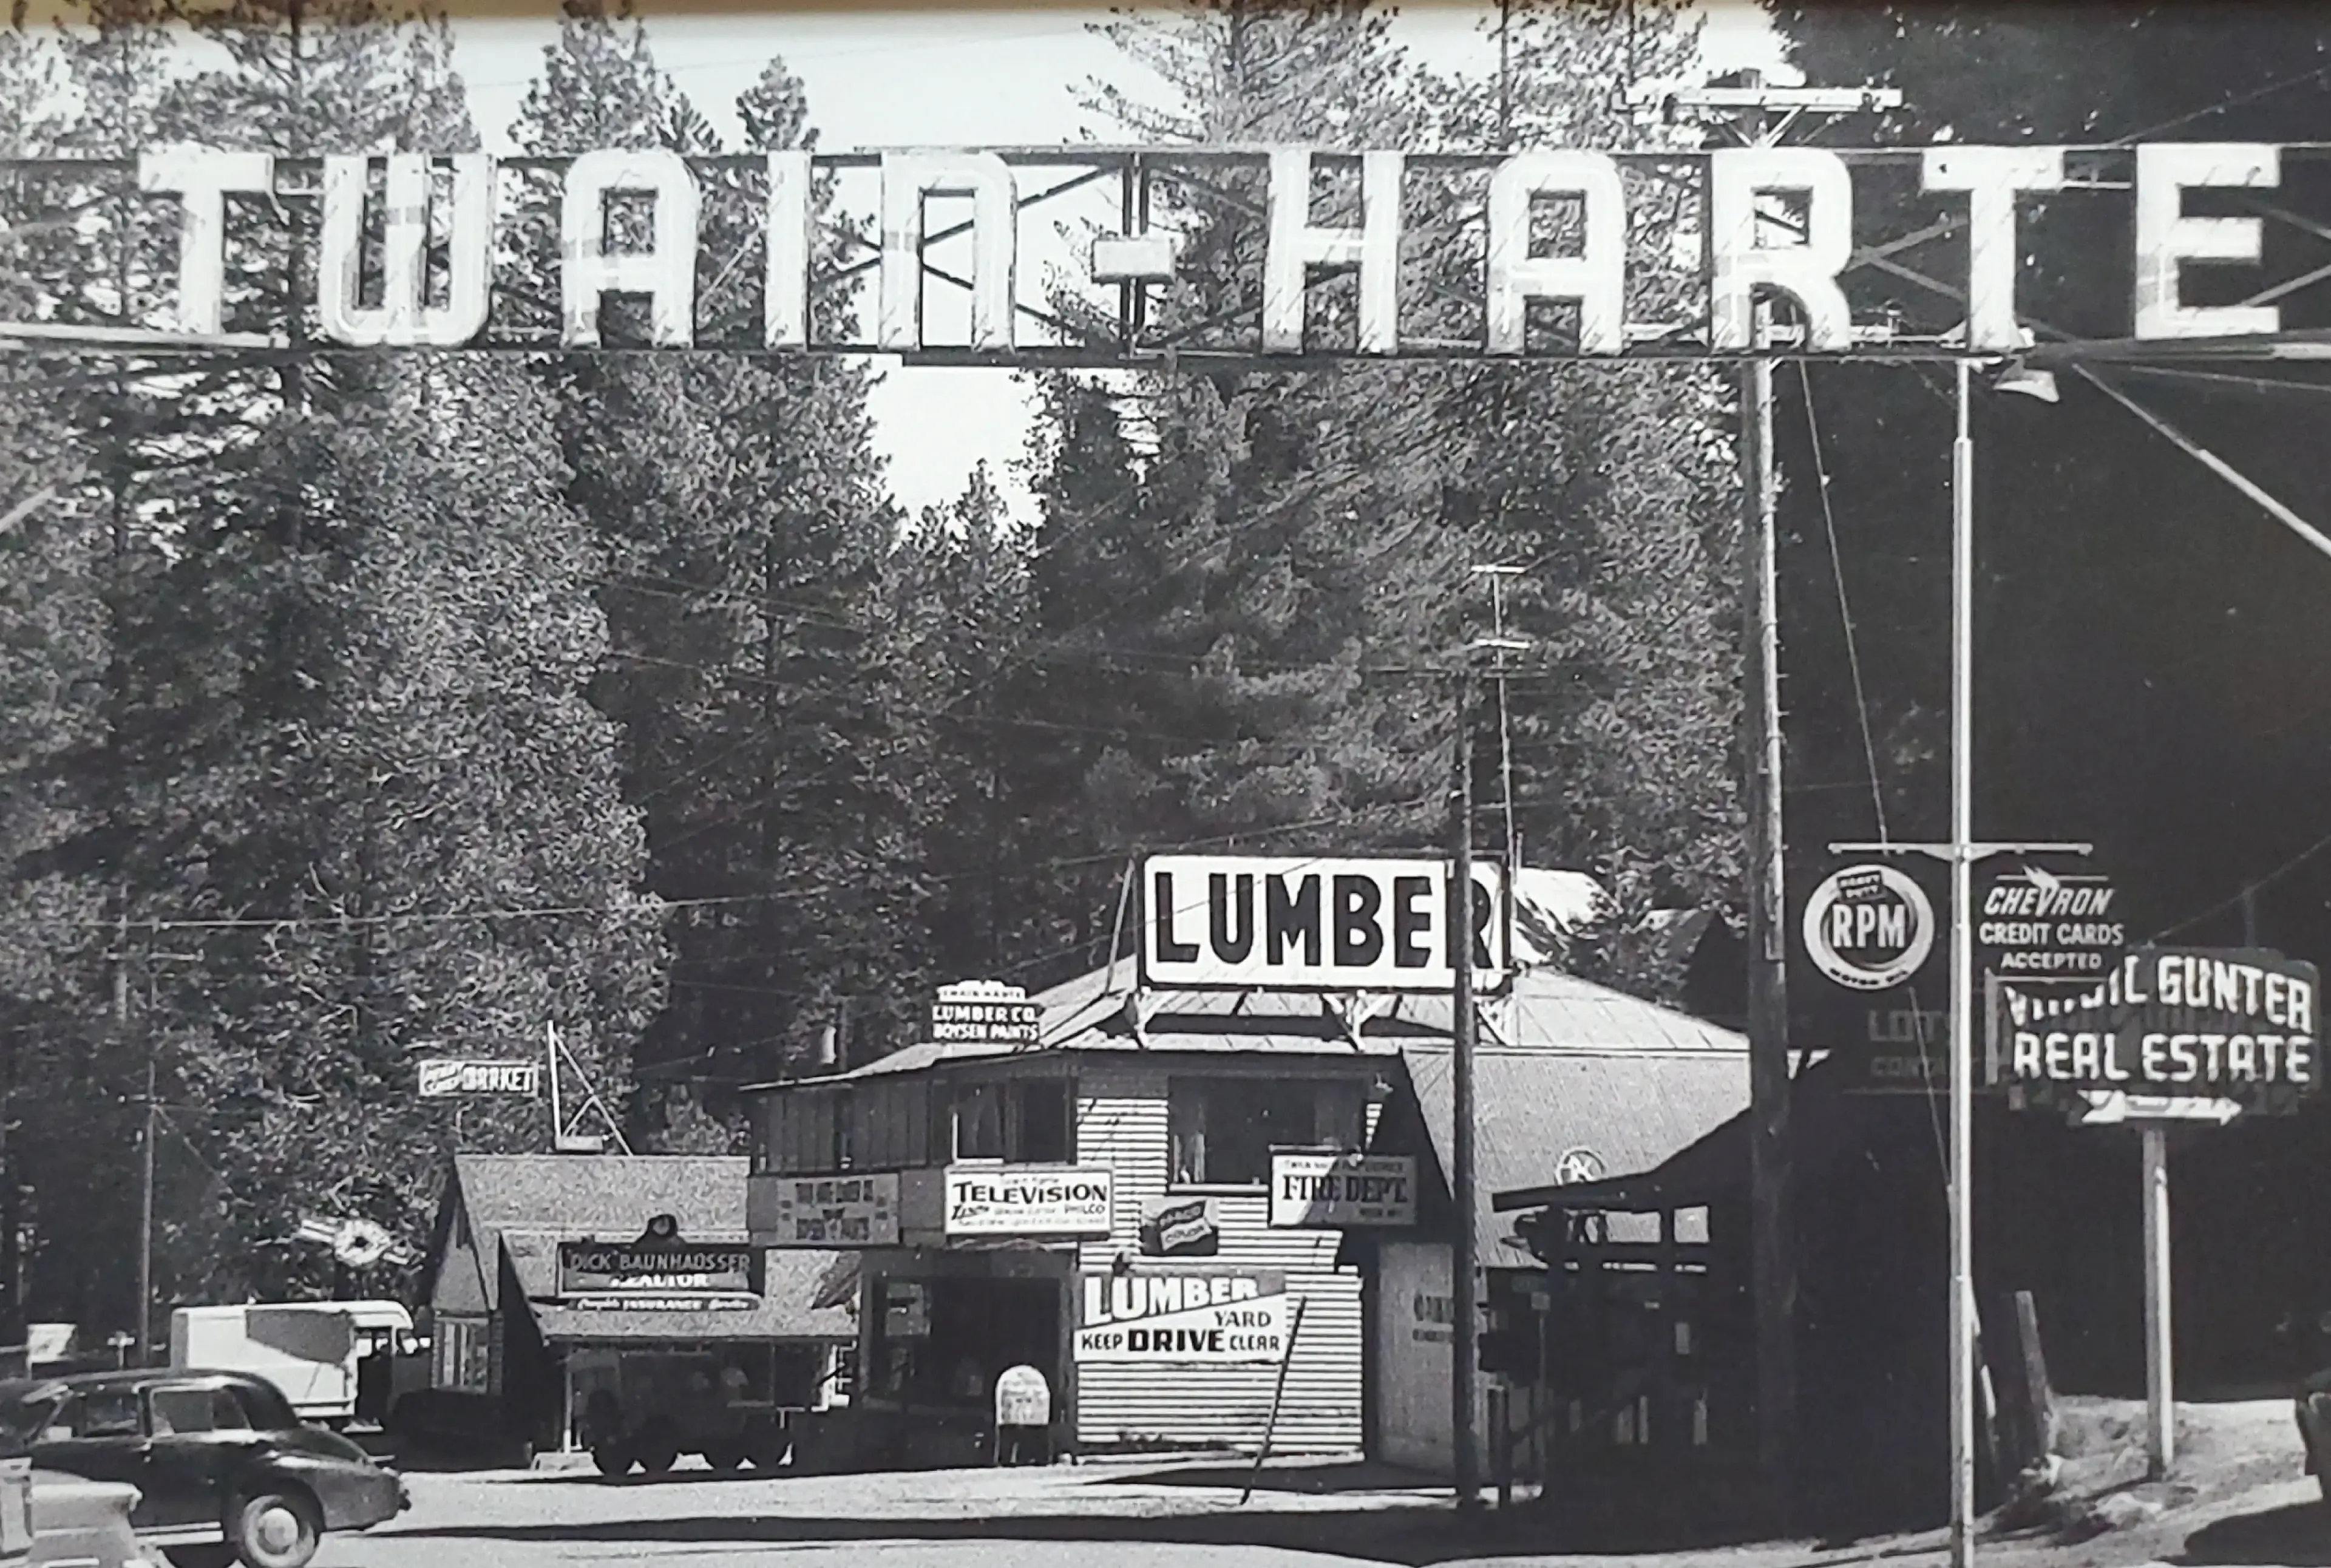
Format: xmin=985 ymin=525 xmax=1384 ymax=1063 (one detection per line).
xmin=1168 ymin=1077 xmax=1359 ymax=1186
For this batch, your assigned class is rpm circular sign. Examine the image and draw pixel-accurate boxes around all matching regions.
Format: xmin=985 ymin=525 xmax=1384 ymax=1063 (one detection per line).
xmin=1802 ymin=864 xmax=1936 ymax=991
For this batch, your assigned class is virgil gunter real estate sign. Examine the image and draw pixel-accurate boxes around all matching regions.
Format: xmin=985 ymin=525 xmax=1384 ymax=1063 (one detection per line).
xmin=1995 ymin=947 xmax=2321 ymax=1116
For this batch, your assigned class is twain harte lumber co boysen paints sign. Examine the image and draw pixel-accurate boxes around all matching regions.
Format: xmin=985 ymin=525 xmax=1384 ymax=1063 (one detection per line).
xmin=556 ymin=1216 xmax=759 ymax=1302
xmin=1142 ymin=855 xmax=1507 ymax=993
xmin=1073 ymin=1273 xmax=1292 ymax=1365
xmin=943 ymin=1166 xmax=1113 ymax=1238
xmin=58 ymin=143 xmax=2322 ymax=359
xmin=1267 ymin=1152 xmax=1418 ymax=1229
xmin=928 ymin=981 xmax=1042 ymax=1046
xmin=1993 ymin=948 xmax=2322 ymax=1115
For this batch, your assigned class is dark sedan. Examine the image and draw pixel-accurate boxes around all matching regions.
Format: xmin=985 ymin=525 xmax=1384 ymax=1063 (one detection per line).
xmin=0 ymin=1368 xmax=407 ymax=1568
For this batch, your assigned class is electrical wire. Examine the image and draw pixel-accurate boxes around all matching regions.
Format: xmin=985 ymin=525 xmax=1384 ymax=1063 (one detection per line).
xmin=2149 ymin=824 xmax=2331 ymax=945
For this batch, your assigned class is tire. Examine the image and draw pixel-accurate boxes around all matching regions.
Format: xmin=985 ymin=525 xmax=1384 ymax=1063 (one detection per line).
xmin=592 ymin=1442 xmax=634 ymax=1477
xmin=229 ymin=1488 xmax=323 ymax=1568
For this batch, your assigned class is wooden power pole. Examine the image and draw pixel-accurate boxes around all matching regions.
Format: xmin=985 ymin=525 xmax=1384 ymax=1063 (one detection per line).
xmin=1662 ymin=72 xmax=1904 ymax=1520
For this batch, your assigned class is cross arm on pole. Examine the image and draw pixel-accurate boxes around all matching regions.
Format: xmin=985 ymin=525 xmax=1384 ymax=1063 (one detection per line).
xmin=1828 ymin=840 xmax=2092 ymax=863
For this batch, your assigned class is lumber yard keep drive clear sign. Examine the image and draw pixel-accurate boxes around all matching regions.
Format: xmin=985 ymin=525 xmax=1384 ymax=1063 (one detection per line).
xmin=1141 ymin=855 xmax=1506 ymax=992
xmin=1994 ymin=948 xmax=2321 ymax=1116
xmin=1074 ymin=1272 xmax=1291 ymax=1364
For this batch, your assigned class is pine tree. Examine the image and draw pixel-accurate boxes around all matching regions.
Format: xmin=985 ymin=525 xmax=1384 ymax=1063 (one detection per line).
xmin=507 ymin=16 xmax=925 ymax=1095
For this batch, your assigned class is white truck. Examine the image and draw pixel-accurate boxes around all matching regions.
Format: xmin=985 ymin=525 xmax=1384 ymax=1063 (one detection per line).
xmin=167 ymin=1303 xmax=415 ymax=1430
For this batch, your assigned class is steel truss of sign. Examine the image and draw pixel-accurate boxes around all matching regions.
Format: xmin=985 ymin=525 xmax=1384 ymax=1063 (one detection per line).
xmin=13 ymin=141 xmax=2331 ymax=366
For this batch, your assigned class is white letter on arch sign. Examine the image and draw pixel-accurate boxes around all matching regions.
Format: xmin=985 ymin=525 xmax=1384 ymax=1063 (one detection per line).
xmin=2135 ymin=143 xmax=2280 ymax=341
xmin=1708 ymin=148 xmax=1854 ymax=351
xmin=879 ymin=151 xmax=1017 ymax=353
xmin=560 ymin=149 xmax=702 ymax=348
xmin=319 ymin=154 xmax=495 ymax=348
xmin=1921 ymin=146 xmax=2063 ymax=353
xmin=138 ymin=149 xmax=274 ymax=337
xmin=1264 ymin=148 xmax=1404 ymax=356
xmin=1485 ymin=151 xmax=1625 ymax=356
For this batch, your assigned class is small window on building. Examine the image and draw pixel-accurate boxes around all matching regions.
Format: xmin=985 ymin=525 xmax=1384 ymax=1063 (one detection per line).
xmin=1016 ymin=1080 xmax=1071 ymax=1164
xmin=1168 ymin=1077 xmax=1348 ymax=1187
xmin=953 ymin=1084 xmax=1005 ymax=1161
xmin=433 ymin=1317 xmax=491 ymax=1393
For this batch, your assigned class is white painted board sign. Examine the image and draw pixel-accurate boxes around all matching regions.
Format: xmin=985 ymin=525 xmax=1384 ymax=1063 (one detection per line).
xmin=1141 ymin=855 xmax=1506 ymax=992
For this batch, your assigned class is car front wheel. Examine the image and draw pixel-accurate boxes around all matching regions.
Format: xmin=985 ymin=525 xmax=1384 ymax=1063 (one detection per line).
xmin=229 ymin=1487 xmax=322 ymax=1568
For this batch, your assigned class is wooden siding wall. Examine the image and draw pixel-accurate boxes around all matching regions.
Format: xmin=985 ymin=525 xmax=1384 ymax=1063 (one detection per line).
xmin=1067 ymin=1062 xmax=1380 ymax=1454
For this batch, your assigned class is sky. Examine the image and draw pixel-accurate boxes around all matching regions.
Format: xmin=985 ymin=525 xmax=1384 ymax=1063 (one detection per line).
xmin=443 ymin=2 xmax=1788 ymax=522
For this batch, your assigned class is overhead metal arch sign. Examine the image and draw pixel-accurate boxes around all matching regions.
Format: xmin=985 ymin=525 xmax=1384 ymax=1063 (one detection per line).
xmin=7 ymin=140 xmax=2331 ymax=364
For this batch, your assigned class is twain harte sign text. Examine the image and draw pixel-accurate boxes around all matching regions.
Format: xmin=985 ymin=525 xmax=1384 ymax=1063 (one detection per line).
xmin=1996 ymin=948 xmax=2321 ymax=1114
xmin=1074 ymin=1272 xmax=1291 ymax=1365
xmin=67 ymin=143 xmax=2317 ymax=358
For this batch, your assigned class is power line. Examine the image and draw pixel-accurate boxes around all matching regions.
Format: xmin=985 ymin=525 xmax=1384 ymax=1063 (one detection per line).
xmin=2151 ymin=825 xmax=2331 ymax=944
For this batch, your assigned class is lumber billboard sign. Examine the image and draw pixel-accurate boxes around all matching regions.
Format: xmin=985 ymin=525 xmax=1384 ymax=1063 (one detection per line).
xmin=1141 ymin=855 xmax=1507 ymax=993
xmin=12 ymin=142 xmax=2328 ymax=365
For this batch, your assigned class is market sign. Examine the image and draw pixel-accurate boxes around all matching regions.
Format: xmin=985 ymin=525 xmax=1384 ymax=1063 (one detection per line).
xmin=929 ymin=980 xmax=1042 ymax=1047
xmin=555 ymin=1215 xmax=759 ymax=1297
xmin=943 ymin=1165 xmax=1113 ymax=1238
xmin=1978 ymin=858 xmax=2125 ymax=980
xmin=751 ymin=1173 xmax=901 ymax=1249
xmin=32 ymin=143 xmax=2323 ymax=362
xmin=1994 ymin=948 xmax=2321 ymax=1116
xmin=416 ymin=1059 xmax=541 ymax=1098
xmin=1142 ymin=855 xmax=1507 ymax=993
xmin=1267 ymin=1152 xmax=1418 ymax=1229
xmin=1074 ymin=1272 xmax=1291 ymax=1364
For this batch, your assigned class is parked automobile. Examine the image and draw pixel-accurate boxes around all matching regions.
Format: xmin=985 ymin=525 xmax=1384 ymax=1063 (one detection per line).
xmin=0 ymin=1368 xmax=408 ymax=1568
xmin=2298 ymin=1365 xmax=2331 ymax=1503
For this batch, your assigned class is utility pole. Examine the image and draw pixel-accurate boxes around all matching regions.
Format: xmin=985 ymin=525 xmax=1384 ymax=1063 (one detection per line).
xmin=119 ymin=911 xmax=154 ymax=1368
xmin=1661 ymin=71 xmax=1899 ymax=1522
xmin=1450 ymin=664 xmax=1481 ymax=1509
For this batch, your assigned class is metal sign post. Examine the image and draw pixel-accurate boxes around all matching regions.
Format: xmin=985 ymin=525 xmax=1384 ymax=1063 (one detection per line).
xmin=2141 ymin=1125 xmax=2174 ymax=1476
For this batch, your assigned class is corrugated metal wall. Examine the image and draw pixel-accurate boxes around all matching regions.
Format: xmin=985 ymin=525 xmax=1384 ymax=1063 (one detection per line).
xmin=1067 ymin=1064 xmax=1366 ymax=1453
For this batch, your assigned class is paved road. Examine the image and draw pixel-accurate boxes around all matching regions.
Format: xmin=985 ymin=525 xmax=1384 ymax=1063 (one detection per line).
xmin=311 ymin=1456 xmax=1465 ymax=1568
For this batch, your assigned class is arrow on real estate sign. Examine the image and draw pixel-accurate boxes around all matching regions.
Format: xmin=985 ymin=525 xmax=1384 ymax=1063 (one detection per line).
xmin=2075 ymin=1090 xmax=2244 ymax=1127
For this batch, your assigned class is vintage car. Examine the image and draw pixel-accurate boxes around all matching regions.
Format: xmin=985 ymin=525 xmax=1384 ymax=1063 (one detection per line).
xmin=0 ymin=1368 xmax=407 ymax=1568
